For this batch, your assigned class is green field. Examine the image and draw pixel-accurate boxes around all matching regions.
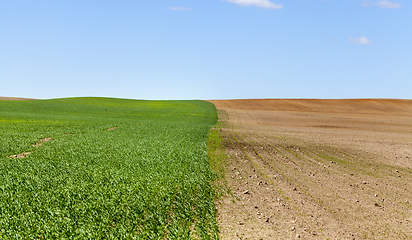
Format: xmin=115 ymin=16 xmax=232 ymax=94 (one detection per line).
xmin=0 ymin=98 xmax=219 ymax=239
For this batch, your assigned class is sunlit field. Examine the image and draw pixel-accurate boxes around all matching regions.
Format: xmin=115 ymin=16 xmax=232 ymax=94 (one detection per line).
xmin=0 ymin=98 xmax=218 ymax=239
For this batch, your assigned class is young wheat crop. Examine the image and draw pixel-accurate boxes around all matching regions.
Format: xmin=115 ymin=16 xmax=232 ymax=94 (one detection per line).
xmin=0 ymin=97 xmax=218 ymax=239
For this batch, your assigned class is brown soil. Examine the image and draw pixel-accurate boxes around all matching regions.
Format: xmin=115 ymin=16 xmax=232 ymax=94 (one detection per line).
xmin=32 ymin=138 xmax=53 ymax=148
xmin=0 ymin=97 xmax=37 ymax=101
xmin=208 ymin=99 xmax=412 ymax=240
xmin=7 ymin=152 xmax=31 ymax=159
xmin=8 ymin=138 xmax=52 ymax=158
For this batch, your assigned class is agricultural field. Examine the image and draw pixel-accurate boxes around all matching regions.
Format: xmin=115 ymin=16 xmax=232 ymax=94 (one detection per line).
xmin=0 ymin=97 xmax=219 ymax=239
xmin=209 ymin=99 xmax=412 ymax=239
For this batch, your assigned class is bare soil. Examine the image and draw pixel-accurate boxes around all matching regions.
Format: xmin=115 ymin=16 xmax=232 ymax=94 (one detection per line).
xmin=32 ymin=138 xmax=53 ymax=148
xmin=8 ymin=138 xmax=52 ymax=158
xmin=7 ymin=152 xmax=32 ymax=159
xmin=0 ymin=97 xmax=37 ymax=101
xmin=208 ymin=99 xmax=412 ymax=240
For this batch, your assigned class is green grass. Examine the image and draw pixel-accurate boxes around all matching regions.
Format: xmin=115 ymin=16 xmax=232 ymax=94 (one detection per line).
xmin=0 ymin=97 xmax=219 ymax=239
xmin=207 ymin=123 xmax=227 ymax=181
xmin=207 ymin=119 xmax=229 ymax=201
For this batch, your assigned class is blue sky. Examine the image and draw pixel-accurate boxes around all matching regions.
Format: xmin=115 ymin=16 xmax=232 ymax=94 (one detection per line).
xmin=1 ymin=0 xmax=410 ymax=100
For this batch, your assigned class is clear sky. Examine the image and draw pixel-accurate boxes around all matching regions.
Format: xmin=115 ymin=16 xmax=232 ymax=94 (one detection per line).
xmin=1 ymin=0 xmax=410 ymax=100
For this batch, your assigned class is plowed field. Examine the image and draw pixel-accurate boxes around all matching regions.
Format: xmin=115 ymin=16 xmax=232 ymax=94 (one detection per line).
xmin=0 ymin=97 xmax=37 ymax=100
xmin=209 ymin=99 xmax=412 ymax=239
